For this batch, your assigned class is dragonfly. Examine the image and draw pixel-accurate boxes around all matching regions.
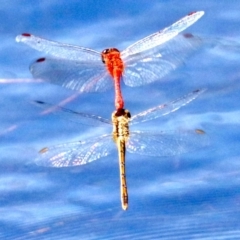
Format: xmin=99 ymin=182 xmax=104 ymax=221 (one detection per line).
xmin=35 ymin=89 xmax=208 ymax=210
xmin=16 ymin=11 xmax=204 ymax=110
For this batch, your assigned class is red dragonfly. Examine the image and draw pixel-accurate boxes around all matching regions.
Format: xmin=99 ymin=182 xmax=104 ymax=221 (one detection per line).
xmin=16 ymin=11 xmax=204 ymax=110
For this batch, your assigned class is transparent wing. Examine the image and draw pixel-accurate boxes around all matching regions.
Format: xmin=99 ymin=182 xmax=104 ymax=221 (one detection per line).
xmin=16 ymin=34 xmax=112 ymax=92
xmin=32 ymin=88 xmax=204 ymax=126
xmin=36 ymin=134 xmax=115 ymax=167
xmin=130 ymin=89 xmax=205 ymax=125
xmin=123 ymin=33 xmax=203 ymax=87
xmin=16 ymin=33 xmax=101 ymax=61
xmin=121 ymin=11 xmax=204 ymax=57
xmin=33 ymin=100 xmax=112 ymax=126
xmin=30 ymin=57 xmax=113 ymax=92
xmin=126 ymin=129 xmax=209 ymax=157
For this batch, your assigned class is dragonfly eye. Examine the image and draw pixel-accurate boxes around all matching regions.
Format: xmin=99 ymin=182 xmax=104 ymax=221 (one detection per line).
xmin=111 ymin=48 xmax=120 ymax=53
xmin=125 ymin=110 xmax=131 ymax=118
xmin=101 ymin=55 xmax=105 ymax=64
xmin=102 ymin=48 xmax=110 ymax=54
xmin=101 ymin=48 xmax=111 ymax=63
xmin=102 ymin=48 xmax=120 ymax=54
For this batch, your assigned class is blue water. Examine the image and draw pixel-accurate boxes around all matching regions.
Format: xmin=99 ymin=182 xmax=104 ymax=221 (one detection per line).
xmin=1 ymin=1 xmax=240 ymax=239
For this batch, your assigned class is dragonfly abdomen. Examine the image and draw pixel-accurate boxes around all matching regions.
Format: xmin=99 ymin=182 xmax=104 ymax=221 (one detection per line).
xmin=111 ymin=109 xmax=131 ymax=210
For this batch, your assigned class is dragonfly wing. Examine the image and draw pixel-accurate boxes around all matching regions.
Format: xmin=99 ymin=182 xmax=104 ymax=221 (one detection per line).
xmin=130 ymin=89 xmax=205 ymax=125
xmin=30 ymin=57 xmax=112 ymax=92
xmin=121 ymin=11 xmax=204 ymax=57
xmin=126 ymin=129 xmax=209 ymax=157
xmin=36 ymin=134 xmax=115 ymax=167
xmin=16 ymin=33 xmax=101 ymax=61
xmin=33 ymin=100 xmax=112 ymax=126
xmin=123 ymin=34 xmax=203 ymax=87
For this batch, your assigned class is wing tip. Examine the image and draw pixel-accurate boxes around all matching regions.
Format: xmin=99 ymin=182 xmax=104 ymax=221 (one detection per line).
xmin=16 ymin=33 xmax=32 ymax=42
xmin=188 ymin=10 xmax=205 ymax=18
xmin=194 ymin=88 xmax=207 ymax=94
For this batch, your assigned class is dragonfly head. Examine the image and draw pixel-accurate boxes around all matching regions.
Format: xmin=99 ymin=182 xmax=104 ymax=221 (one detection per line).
xmin=101 ymin=48 xmax=120 ymax=63
xmin=113 ymin=108 xmax=131 ymax=118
